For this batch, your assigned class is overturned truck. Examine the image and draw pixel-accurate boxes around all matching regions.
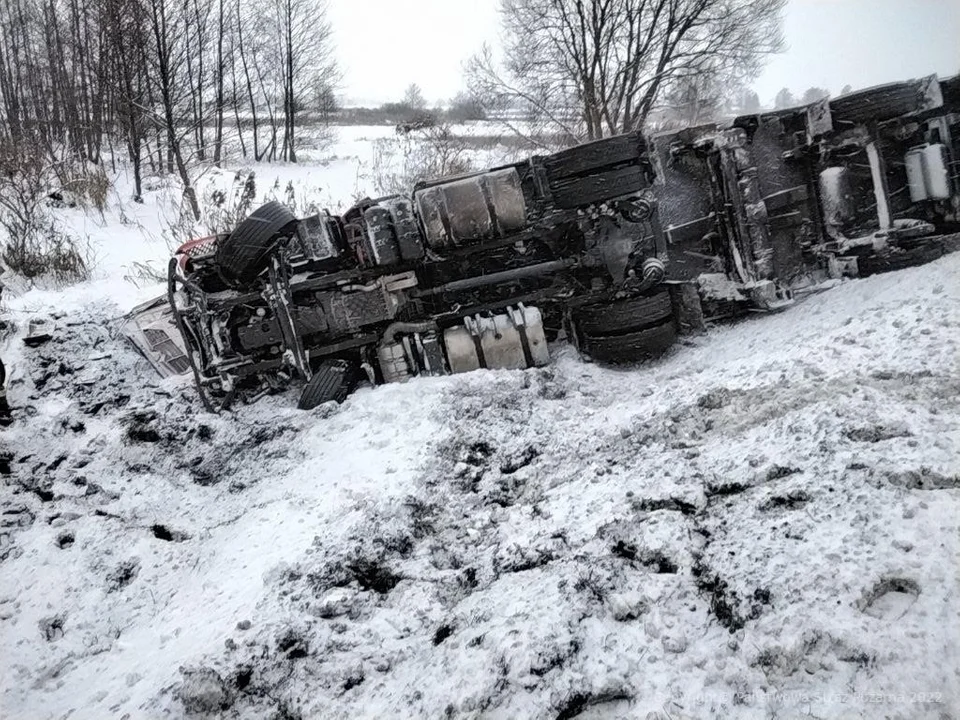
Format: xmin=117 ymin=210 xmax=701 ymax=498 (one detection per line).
xmin=127 ymin=74 xmax=960 ymax=411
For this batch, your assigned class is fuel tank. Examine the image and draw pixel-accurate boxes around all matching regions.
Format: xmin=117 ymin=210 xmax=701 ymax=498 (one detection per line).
xmin=442 ymin=305 xmax=549 ymax=374
xmin=414 ymin=167 xmax=527 ymax=249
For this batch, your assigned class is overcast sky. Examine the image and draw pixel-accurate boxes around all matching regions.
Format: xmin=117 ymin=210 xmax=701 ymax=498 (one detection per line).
xmin=328 ymin=0 xmax=960 ymax=107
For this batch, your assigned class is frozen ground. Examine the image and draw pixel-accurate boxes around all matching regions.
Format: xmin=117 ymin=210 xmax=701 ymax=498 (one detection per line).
xmin=1 ymin=132 xmax=959 ymax=720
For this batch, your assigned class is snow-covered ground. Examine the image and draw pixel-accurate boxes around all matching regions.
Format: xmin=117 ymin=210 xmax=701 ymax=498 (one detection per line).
xmin=1 ymin=129 xmax=959 ymax=720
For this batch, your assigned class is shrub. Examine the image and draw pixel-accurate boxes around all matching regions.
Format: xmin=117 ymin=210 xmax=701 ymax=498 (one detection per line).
xmin=1 ymin=217 xmax=92 ymax=285
xmin=0 ymin=140 xmax=94 ymax=285
xmin=203 ymin=169 xmax=257 ymax=234
xmin=371 ymin=123 xmax=473 ymax=196
xmin=64 ymin=165 xmax=111 ymax=213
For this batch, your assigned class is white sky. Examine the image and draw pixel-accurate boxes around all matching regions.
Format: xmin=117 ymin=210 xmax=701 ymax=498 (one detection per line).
xmin=328 ymin=0 xmax=960 ymax=107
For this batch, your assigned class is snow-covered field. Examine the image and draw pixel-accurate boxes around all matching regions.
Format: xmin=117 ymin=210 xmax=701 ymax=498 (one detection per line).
xmin=1 ymin=127 xmax=959 ymax=720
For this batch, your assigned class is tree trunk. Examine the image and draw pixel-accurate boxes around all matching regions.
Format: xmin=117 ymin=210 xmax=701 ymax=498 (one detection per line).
xmin=212 ymin=0 xmax=225 ymax=165
xmin=150 ymin=0 xmax=200 ymax=219
xmin=236 ymin=0 xmax=259 ymax=160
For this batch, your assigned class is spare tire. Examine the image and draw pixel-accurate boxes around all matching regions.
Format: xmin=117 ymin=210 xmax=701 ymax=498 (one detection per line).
xmin=579 ymin=321 xmax=677 ymax=365
xmin=297 ymin=359 xmax=359 ymax=410
xmin=858 ymin=242 xmax=943 ymax=277
xmin=215 ymin=201 xmax=298 ymax=288
xmin=572 ymin=289 xmax=673 ymax=336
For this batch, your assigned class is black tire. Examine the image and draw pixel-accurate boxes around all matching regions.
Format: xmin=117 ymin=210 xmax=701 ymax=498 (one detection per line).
xmin=572 ymin=290 xmax=673 ymax=336
xmin=580 ymin=321 xmax=677 ymax=365
xmin=858 ymin=242 xmax=943 ymax=277
xmin=544 ymin=133 xmax=644 ymax=178
xmin=297 ymin=359 xmax=358 ymax=410
xmin=549 ymin=165 xmax=644 ymax=209
xmin=215 ymin=201 xmax=297 ymax=287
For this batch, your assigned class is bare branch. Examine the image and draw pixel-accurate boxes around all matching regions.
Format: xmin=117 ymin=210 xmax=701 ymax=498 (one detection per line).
xmin=466 ymin=0 xmax=786 ymax=142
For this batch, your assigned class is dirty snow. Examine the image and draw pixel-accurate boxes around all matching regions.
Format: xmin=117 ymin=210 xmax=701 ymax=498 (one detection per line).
xmin=1 ymin=131 xmax=959 ymax=720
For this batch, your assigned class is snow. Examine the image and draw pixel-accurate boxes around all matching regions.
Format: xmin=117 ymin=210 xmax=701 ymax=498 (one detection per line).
xmin=1 ymin=129 xmax=959 ymax=720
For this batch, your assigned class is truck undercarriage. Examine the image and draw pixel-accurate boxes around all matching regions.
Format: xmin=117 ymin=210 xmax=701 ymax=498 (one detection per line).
xmin=124 ymin=73 xmax=960 ymax=411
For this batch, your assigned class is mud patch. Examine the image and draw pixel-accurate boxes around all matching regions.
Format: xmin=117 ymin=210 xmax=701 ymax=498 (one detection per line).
xmin=691 ymin=556 xmax=766 ymax=632
xmin=2 ymin=504 xmax=35 ymax=529
xmin=125 ymin=411 xmax=163 ymax=444
xmin=450 ymin=439 xmax=496 ymax=492
xmin=639 ymin=550 xmax=678 ymax=574
xmin=151 ymin=524 xmax=191 ymax=542
xmin=177 ymin=667 xmax=233 ymax=714
xmin=758 ymin=490 xmax=811 ymax=511
xmin=499 ymin=445 xmax=539 ymax=475
xmin=697 ymin=388 xmax=732 ymax=410
xmin=39 ymin=614 xmax=66 ymax=641
xmin=632 ymin=496 xmax=699 ymax=516
xmin=346 ymin=558 xmax=400 ymax=595
xmin=554 ymin=688 xmax=633 ymax=720
xmin=343 ymin=671 xmax=365 ymax=691
xmin=858 ymin=577 xmax=920 ymax=619
xmin=432 ymin=623 xmax=455 ymax=645
xmin=610 ymin=542 xmax=678 ymax=573
xmin=764 ymin=465 xmax=801 ymax=481
xmin=106 ymin=558 xmax=140 ymax=592
xmin=878 ymin=468 xmax=960 ymax=490
xmin=844 ymin=424 xmax=912 ymax=443
xmin=276 ymin=628 xmax=310 ymax=659
xmin=705 ymin=480 xmax=749 ymax=500
xmin=527 ymin=637 xmax=582 ymax=677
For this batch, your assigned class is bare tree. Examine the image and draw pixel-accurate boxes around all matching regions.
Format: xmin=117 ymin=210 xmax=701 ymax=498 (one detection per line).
xmin=447 ymin=91 xmax=487 ymax=122
xmin=774 ymin=86 xmax=796 ymax=109
xmin=801 ymin=86 xmax=829 ymax=104
xmin=234 ymin=0 xmax=261 ymax=159
xmin=238 ymin=0 xmax=336 ymax=162
xmin=660 ymin=73 xmax=728 ymax=126
xmin=466 ymin=0 xmax=786 ymax=142
xmin=740 ymin=88 xmax=760 ymax=112
xmin=403 ymin=83 xmax=427 ymax=110
xmin=145 ymin=0 xmax=202 ymax=219
xmin=213 ymin=0 xmax=226 ymax=165
xmin=283 ymin=0 xmax=337 ymax=161
xmin=0 ymin=0 xmax=337 ymax=228
xmin=104 ymin=0 xmax=150 ymax=199
xmin=0 ymin=0 xmax=108 ymax=164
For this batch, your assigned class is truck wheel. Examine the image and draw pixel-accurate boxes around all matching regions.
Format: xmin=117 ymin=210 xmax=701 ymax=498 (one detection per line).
xmin=579 ymin=321 xmax=677 ymax=365
xmin=545 ymin=133 xmax=646 ymax=208
xmin=571 ymin=289 xmax=673 ymax=336
xmin=858 ymin=242 xmax=943 ymax=277
xmin=549 ymin=165 xmax=644 ymax=209
xmin=215 ymin=201 xmax=298 ymax=288
xmin=544 ymin=133 xmax=644 ymax=178
xmin=297 ymin=359 xmax=358 ymax=410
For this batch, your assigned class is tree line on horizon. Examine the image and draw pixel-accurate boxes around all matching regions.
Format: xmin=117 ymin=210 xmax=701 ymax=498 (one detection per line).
xmin=0 ymin=0 xmax=337 ymax=218
xmin=1 ymin=0 xmax=859 ymax=215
